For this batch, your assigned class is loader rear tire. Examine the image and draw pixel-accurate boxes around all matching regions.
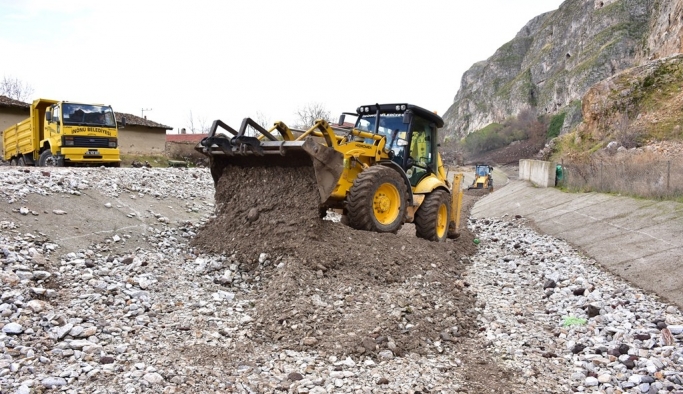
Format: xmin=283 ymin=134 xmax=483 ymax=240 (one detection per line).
xmin=415 ymin=190 xmax=451 ymax=242
xmin=347 ymin=166 xmax=407 ymax=234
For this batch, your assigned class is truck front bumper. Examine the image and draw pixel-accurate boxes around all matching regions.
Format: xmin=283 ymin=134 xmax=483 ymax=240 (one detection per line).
xmin=60 ymin=147 xmax=120 ymax=163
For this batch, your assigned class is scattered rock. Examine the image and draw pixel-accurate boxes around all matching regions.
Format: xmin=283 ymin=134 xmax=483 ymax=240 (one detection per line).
xmin=2 ymin=322 xmax=23 ymax=335
xmin=41 ymin=377 xmax=67 ymax=388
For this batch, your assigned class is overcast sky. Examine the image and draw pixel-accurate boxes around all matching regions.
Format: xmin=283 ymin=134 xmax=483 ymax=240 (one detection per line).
xmin=0 ymin=0 xmax=564 ymax=133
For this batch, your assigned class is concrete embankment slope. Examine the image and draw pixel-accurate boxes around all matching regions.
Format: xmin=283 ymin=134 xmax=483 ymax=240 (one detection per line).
xmin=471 ymin=180 xmax=683 ymax=308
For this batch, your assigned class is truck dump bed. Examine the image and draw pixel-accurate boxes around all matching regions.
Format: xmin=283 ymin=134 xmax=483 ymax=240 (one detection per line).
xmin=3 ymin=118 xmax=35 ymax=162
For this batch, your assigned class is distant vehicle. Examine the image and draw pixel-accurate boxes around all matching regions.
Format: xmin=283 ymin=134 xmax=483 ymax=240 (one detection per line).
xmin=3 ymin=98 xmax=123 ymax=167
xmin=469 ymin=164 xmax=494 ymax=191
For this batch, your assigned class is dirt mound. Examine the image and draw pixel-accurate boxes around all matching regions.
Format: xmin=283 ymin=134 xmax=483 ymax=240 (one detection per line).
xmin=465 ymin=188 xmax=493 ymax=198
xmin=467 ymin=137 xmax=546 ymax=166
xmin=192 ymin=164 xmax=480 ymax=358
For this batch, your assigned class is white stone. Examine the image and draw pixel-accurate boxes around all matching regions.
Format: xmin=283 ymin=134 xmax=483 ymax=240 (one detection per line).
xmin=27 ymin=299 xmax=50 ymax=312
xmin=2 ymin=322 xmax=23 ymax=335
xmin=584 ymin=376 xmax=599 ymax=386
xmin=667 ymin=325 xmax=683 ymax=335
xmin=143 ymin=372 xmax=164 ymax=384
xmin=597 ymin=374 xmax=611 ymax=383
xmin=41 ymin=377 xmax=67 ymax=388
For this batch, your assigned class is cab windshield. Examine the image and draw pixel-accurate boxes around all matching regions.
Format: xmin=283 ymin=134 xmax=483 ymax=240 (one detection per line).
xmin=356 ymin=114 xmax=406 ymax=134
xmin=356 ymin=113 xmax=409 ymax=157
xmin=63 ymin=104 xmax=116 ymax=127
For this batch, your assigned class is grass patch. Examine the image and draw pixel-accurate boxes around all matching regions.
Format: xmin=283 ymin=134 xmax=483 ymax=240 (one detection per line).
xmin=120 ymin=154 xmax=170 ymax=168
xmin=547 ymin=112 xmax=566 ymax=139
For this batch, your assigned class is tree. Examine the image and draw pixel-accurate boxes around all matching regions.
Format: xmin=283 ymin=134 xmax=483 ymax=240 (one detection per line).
xmin=245 ymin=111 xmax=272 ymax=137
xmin=0 ymin=76 xmax=34 ymax=102
xmin=294 ymin=102 xmax=331 ymax=129
xmin=185 ymin=110 xmax=210 ymax=134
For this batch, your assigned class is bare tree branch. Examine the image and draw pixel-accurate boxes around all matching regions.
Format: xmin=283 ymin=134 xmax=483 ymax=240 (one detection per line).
xmin=197 ymin=114 xmax=210 ymax=134
xmin=294 ymin=102 xmax=331 ymax=129
xmin=186 ymin=110 xmax=196 ymax=134
xmin=244 ymin=111 xmax=272 ymax=137
xmin=0 ymin=76 xmax=34 ymax=102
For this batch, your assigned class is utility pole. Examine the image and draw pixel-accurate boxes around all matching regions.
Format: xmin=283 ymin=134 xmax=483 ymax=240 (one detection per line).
xmin=141 ymin=108 xmax=152 ymax=118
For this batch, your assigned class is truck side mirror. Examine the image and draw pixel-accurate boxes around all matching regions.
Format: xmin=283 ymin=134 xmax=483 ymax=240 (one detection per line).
xmin=338 ymin=114 xmax=345 ymax=126
xmin=46 ymin=112 xmax=52 ymax=123
xmin=120 ymin=116 xmax=126 ymax=129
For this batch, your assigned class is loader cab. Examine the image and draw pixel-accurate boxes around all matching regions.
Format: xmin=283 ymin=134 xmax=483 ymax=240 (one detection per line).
xmin=475 ymin=164 xmax=492 ymax=177
xmin=352 ymin=104 xmax=442 ymax=187
xmin=403 ymin=115 xmax=438 ymax=186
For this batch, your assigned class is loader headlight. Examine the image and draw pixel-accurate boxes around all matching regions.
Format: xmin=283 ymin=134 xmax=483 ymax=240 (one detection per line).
xmin=396 ymin=105 xmax=401 ymax=111
xmin=108 ymin=138 xmax=117 ymax=148
xmin=401 ymin=105 xmax=406 ymax=110
xmin=364 ymin=106 xmax=370 ymax=113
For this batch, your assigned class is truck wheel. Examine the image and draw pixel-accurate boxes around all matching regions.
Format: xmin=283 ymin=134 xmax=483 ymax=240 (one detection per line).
xmin=17 ymin=157 xmax=26 ymax=166
xmin=39 ymin=150 xmax=61 ymax=167
xmin=9 ymin=158 xmax=17 ymax=166
xmin=415 ymin=189 xmax=451 ymax=242
xmin=347 ymin=165 xmax=407 ymax=233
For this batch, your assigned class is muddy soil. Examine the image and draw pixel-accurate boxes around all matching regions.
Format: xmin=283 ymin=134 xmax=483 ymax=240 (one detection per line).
xmin=192 ymin=165 xmax=520 ymax=392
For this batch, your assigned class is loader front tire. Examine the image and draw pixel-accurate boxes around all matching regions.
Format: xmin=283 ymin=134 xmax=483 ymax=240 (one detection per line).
xmin=347 ymin=166 xmax=406 ymax=234
xmin=415 ymin=189 xmax=451 ymax=242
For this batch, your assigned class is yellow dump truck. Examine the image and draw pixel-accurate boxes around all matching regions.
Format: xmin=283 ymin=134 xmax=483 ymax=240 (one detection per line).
xmin=2 ymin=98 xmax=122 ymax=167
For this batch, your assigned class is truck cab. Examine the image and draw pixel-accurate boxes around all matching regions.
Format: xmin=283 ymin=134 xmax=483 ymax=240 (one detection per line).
xmin=43 ymin=101 xmax=121 ymax=166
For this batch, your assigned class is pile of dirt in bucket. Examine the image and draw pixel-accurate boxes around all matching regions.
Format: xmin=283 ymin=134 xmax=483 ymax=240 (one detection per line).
xmin=191 ymin=164 xmax=480 ymax=358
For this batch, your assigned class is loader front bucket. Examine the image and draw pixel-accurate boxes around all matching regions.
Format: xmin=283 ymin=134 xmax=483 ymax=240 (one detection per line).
xmin=197 ymin=118 xmax=344 ymax=203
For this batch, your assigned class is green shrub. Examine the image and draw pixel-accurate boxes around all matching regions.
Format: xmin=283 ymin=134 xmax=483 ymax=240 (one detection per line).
xmin=462 ymin=109 xmax=549 ymax=156
xmin=547 ymin=113 xmax=566 ymax=139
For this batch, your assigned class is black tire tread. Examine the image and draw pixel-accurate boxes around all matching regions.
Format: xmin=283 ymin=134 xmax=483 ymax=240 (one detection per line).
xmin=415 ymin=189 xmax=451 ymax=242
xmin=38 ymin=150 xmax=50 ymax=167
xmin=347 ymin=166 xmax=407 ymax=233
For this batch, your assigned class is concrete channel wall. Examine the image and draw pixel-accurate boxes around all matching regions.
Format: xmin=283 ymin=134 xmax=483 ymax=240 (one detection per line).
xmin=519 ymin=159 xmax=555 ymax=187
xmin=471 ymin=179 xmax=683 ymax=308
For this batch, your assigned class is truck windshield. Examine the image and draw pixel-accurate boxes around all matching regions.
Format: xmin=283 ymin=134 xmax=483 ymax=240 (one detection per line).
xmin=63 ymin=104 xmax=116 ymax=127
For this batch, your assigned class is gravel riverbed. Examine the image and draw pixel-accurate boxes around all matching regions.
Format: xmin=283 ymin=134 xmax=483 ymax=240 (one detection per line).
xmin=0 ymin=167 xmax=681 ymax=393
xmin=468 ymin=217 xmax=683 ymax=393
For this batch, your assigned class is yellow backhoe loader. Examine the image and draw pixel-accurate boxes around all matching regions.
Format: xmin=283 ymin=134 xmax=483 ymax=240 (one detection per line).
xmin=468 ymin=164 xmax=494 ymax=192
xmin=196 ymin=103 xmax=463 ymax=242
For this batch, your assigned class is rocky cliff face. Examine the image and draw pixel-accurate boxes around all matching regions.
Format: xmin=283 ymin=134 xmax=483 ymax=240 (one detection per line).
xmin=580 ymin=54 xmax=683 ymax=145
xmin=642 ymin=0 xmax=683 ymax=60
xmin=443 ymin=0 xmax=680 ymax=139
